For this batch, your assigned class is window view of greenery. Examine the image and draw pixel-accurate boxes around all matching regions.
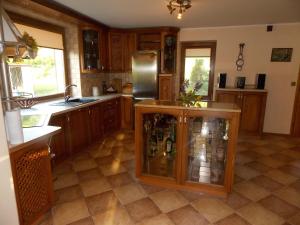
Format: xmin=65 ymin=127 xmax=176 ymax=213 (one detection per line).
xmin=8 ymin=47 xmax=65 ymax=97
xmin=184 ymin=57 xmax=210 ymax=96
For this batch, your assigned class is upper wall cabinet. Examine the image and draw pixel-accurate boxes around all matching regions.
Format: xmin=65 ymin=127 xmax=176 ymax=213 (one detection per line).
xmin=79 ymin=26 xmax=108 ymax=74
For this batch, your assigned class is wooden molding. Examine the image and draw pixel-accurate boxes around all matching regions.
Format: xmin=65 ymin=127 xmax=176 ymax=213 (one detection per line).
xmin=290 ymin=65 xmax=300 ymax=136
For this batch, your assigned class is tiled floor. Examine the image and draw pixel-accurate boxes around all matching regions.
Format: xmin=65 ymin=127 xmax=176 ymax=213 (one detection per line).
xmin=40 ymin=130 xmax=300 ymax=225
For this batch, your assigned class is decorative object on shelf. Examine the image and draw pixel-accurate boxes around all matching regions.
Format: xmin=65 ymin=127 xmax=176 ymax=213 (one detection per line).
xmin=236 ymin=43 xmax=245 ymax=71
xmin=167 ymin=0 xmax=192 ymax=20
xmin=236 ymin=76 xmax=246 ymax=89
xmin=271 ymin=48 xmax=293 ymax=62
xmin=178 ymin=80 xmax=202 ymax=106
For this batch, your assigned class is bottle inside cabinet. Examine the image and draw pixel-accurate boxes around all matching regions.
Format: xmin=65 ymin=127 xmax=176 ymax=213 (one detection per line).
xmin=82 ymin=30 xmax=100 ymax=71
xmin=187 ymin=117 xmax=229 ymax=185
xmin=142 ymin=113 xmax=177 ymax=178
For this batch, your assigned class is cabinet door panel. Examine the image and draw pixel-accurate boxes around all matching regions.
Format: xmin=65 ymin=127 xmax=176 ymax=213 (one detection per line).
xmin=124 ymin=33 xmax=137 ymax=72
xmin=121 ymin=96 xmax=133 ymax=129
xmin=159 ymin=75 xmax=172 ymax=101
xmin=109 ymin=32 xmax=124 ymax=72
xmin=215 ymin=91 xmax=241 ymax=107
xmin=90 ymin=103 xmax=104 ymax=142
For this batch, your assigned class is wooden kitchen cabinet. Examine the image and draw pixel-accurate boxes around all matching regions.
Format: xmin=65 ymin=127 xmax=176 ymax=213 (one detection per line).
xmin=121 ymin=96 xmax=133 ymax=129
xmin=215 ymin=89 xmax=267 ymax=135
xmin=79 ymin=26 xmax=107 ymax=74
xmin=159 ymin=74 xmax=173 ymax=101
xmin=108 ymin=32 xmax=124 ymax=72
xmin=68 ymin=108 xmax=90 ymax=153
xmin=89 ymin=103 xmax=104 ymax=142
xmin=124 ymin=33 xmax=137 ymax=71
xmin=103 ymin=98 xmax=121 ymax=134
xmin=10 ymin=141 xmax=54 ymax=225
xmin=135 ymin=101 xmax=240 ymax=196
xmin=49 ymin=114 xmax=69 ymax=164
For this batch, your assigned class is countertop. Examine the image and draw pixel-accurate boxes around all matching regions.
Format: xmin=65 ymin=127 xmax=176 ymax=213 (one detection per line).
xmin=10 ymin=94 xmax=124 ymax=151
xmin=215 ymin=88 xmax=267 ymax=92
xmin=135 ymin=99 xmax=241 ymax=113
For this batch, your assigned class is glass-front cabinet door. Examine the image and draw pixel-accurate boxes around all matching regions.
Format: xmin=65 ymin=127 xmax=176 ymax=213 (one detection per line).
xmin=182 ymin=111 xmax=231 ymax=187
xmin=137 ymin=109 xmax=182 ymax=181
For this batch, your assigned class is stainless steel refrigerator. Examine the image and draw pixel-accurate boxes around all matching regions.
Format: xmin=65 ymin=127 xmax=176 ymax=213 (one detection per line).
xmin=132 ymin=51 xmax=159 ymax=100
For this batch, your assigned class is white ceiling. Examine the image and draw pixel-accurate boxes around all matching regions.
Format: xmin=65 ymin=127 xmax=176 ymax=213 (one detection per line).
xmin=53 ymin=0 xmax=300 ymax=28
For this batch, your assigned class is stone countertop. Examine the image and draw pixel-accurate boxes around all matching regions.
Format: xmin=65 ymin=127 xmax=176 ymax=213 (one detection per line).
xmin=215 ymin=87 xmax=267 ymax=92
xmin=135 ymin=99 xmax=241 ymax=113
xmin=9 ymin=126 xmax=61 ymax=153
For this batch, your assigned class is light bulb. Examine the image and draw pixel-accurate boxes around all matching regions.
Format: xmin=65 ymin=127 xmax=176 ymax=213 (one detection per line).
xmin=177 ymin=13 xmax=182 ymax=19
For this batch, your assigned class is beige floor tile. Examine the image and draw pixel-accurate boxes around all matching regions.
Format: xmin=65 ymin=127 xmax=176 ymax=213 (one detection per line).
xmin=288 ymin=212 xmax=300 ymax=225
xmin=234 ymin=165 xmax=261 ymax=180
xmin=80 ymin=177 xmax=112 ymax=197
xmin=107 ymin=172 xmax=134 ymax=187
xmin=92 ymin=206 xmax=133 ymax=225
xmin=150 ymin=190 xmax=188 ymax=213
xmin=290 ymin=160 xmax=300 ymax=168
xmin=136 ymin=213 xmax=175 ymax=225
xmin=280 ymin=149 xmax=300 ymax=160
xmin=77 ymin=168 xmax=103 ymax=182
xmin=99 ymin=160 xmax=127 ymax=176
xmin=215 ymin=214 xmax=251 ymax=225
xmin=274 ymin=187 xmax=300 ymax=208
xmin=54 ymin=172 xmax=79 ymax=190
xmin=89 ymin=146 xmax=112 ymax=158
xmin=223 ymin=191 xmax=250 ymax=210
xmin=73 ymin=158 xmax=98 ymax=172
xmin=55 ymin=185 xmax=83 ymax=204
xmin=68 ymin=217 xmax=94 ymax=225
xmin=256 ymin=156 xmax=285 ymax=168
xmin=250 ymin=175 xmax=283 ymax=192
xmin=52 ymin=198 xmax=90 ymax=225
xmin=237 ymin=202 xmax=284 ymax=225
xmin=191 ymin=197 xmax=234 ymax=223
xmin=252 ymin=147 xmax=277 ymax=156
xmin=53 ymin=162 xmax=73 ymax=175
xmin=233 ymin=181 xmax=270 ymax=201
xmin=264 ymin=169 xmax=298 ymax=185
xmin=113 ymin=183 xmax=147 ymax=204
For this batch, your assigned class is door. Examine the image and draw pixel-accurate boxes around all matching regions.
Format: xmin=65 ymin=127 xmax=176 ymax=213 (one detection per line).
xmin=135 ymin=107 xmax=183 ymax=183
xmin=181 ymin=110 xmax=239 ymax=192
xmin=291 ymin=67 xmax=300 ymax=136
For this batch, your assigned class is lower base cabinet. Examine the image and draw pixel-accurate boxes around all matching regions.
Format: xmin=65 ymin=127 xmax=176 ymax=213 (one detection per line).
xmin=121 ymin=96 xmax=133 ymax=129
xmin=10 ymin=141 xmax=54 ymax=225
xmin=135 ymin=105 xmax=240 ymax=196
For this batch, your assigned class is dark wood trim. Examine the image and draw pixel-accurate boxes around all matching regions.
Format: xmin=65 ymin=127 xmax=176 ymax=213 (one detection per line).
xmin=262 ymin=132 xmax=291 ymax=137
xmin=290 ymin=65 xmax=300 ymax=136
xmin=30 ymin=0 xmax=109 ymax=29
xmin=180 ymin=41 xmax=217 ymax=101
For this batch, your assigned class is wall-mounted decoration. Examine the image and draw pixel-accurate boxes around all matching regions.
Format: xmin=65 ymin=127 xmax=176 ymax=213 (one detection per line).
xmin=271 ymin=48 xmax=293 ymax=62
xmin=236 ymin=43 xmax=245 ymax=71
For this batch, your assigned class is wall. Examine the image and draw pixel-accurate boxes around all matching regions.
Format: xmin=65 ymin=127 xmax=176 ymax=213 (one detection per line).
xmin=177 ymin=23 xmax=300 ymax=134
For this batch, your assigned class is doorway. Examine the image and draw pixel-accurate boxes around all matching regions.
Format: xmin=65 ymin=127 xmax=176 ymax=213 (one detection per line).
xmin=291 ymin=65 xmax=300 ymax=136
xmin=180 ymin=41 xmax=216 ymax=100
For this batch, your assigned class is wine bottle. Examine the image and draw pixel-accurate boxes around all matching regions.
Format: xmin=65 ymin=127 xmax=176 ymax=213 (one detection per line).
xmin=166 ymin=134 xmax=173 ymax=154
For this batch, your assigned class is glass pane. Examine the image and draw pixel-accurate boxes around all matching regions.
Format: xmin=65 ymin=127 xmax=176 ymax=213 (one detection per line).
xmin=163 ymin=35 xmax=176 ymax=73
xmin=142 ymin=113 xmax=177 ymax=178
xmin=184 ymin=48 xmax=211 ymax=96
xmin=186 ymin=117 xmax=229 ymax=185
xmin=83 ymin=30 xmax=99 ymax=70
xmin=8 ymin=47 xmax=65 ymax=97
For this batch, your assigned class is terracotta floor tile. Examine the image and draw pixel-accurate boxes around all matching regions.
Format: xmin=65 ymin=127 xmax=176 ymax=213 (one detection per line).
xmin=80 ymin=177 xmax=112 ymax=197
xmin=54 ymin=172 xmax=79 ymax=190
xmin=52 ymin=199 xmax=90 ymax=225
xmin=245 ymin=161 xmax=272 ymax=172
xmin=121 ymin=159 xmax=136 ymax=170
xmin=259 ymin=195 xmax=299 ymax=219
xmin=288 ymin=212 xmax=300 ymax=225
xmin=113 ymin=183 xmax=147 ymax=205
xmin=107 ymin=172 xmax=134 ymax=187
xmin=191 ymin=197 xmax=234 ymax=223
xmin=140 ymin=183 xmax=165 ymax=195
xmin=77 ymin=168 xmax=103 ymax=182
xmin=215 ymin=214 xmax=251 ymax=225
xmin=280 ymin=165 xmax=300 ymax=178
xmin=234 ymin=165 xmax=261 ymax=180
xmin=95 ymin=155 xmax=115 ymax=165
xmin=99 ymin=160 xmax=127 ymax=176
xmin=73 ymin=159 xmax=98 ymax=172
xmin=168 ymin=205 xmax=209 ymax=225
xmin=237 ymin=202 xmax=284 ymax=225
xmin=125 ymin=198 xmax=161 ymax=222
xmin=290 ymin=180 xmax=300 ymax=192
xmin=234 ymin=175 xmax=244 ymax=184
xmin=274 ymin=187 xmax=300 ymax=208
xmin=86 ymin=190 xmax=120 ymax=215
xmin=68 ymin=217 xmax=94 ymax=225
xmin=235 ymin=153 xmax=253 ymax=165
xmin=290 ymin=160 xmax=300 ymax=169
xmin=150 ymin=190 xmax=188 ymax=213
xmin=53 ymin=162 xmax=73 ymax=175
xmin=240 ymin=151 xmax=264 ymax=160
xmin=72 ymin=152 xmax=92 ymax=162
xmin=136 ymin=213 xmax=175 ymax=225
xmin=178 ymin=190 xmax=204 ymax=202
xmin=92 ymin=206 xmax=133 ymax=225
xmin=55 ymin=185 xmax=83 ymax=205
xmin=270 ymin=153 xmax=294 ymax=163
xmin=223 ymin=192 xmax=250 ymax=210
xmin=256 ymin=156 xmax=286 ymax=168
xmin=89 ymin=146 xmax=112 ymax=159
xmin=233 ymin=181 xmax=270 ymax=201
xmin=280 ymin=149 xmax=300 ymax=160
xmin=250 ymin=175 xmax=283 ymax=192
xmin=264 ymin=169 xmax=298 ymax=185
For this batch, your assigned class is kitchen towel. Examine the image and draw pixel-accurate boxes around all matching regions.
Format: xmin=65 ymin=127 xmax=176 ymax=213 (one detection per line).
xmin=5 ymin=108 xmax=24 ymax=145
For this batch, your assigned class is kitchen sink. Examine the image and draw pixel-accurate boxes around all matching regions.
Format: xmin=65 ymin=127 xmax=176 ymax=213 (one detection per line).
xmin=50 ymin=98 xmax=97 ymax=107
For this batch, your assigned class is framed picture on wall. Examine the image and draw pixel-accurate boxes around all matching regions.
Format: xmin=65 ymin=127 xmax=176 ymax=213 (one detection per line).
xmin=271 ymin=48 xmax=293 ymax=62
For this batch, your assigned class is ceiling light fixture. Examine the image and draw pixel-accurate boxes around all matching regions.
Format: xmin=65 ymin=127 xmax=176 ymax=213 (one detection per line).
xmin=167 ymin=0 xmax=192 ymax=20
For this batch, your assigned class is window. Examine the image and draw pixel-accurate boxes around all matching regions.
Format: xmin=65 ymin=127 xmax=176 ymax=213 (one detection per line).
xmin=7 ymin=19 xmax=66 ymax=98
xmin=180 ymin=41 xmax=216 ymax=100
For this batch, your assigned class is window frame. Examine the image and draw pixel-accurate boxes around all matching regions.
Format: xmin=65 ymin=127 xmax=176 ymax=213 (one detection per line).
xmin=180 ymin=41 xmax=216 ymax=101
xmin=7 ymin=11 xmax=69 ymax=101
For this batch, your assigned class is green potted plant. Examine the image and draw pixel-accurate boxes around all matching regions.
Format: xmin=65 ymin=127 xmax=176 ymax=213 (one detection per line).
xmin=178 ymin=80 xmax=203 ymax=107
xmin=20 ymin=32 xmax=38 ymax=59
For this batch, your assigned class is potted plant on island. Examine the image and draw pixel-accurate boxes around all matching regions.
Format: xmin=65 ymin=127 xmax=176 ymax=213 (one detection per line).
xmin=178 ymin=80 xmax=203 ymax=107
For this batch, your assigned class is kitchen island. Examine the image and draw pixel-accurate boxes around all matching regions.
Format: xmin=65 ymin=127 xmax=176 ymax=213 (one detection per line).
xmin=135 ymin=100 xmax=241 ymax=196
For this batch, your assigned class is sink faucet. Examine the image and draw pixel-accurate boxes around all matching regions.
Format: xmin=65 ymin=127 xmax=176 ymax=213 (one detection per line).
xmin=64 ymin=84 xmax=77 ymax=102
